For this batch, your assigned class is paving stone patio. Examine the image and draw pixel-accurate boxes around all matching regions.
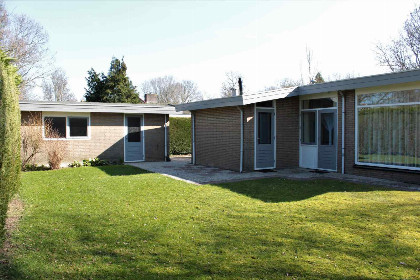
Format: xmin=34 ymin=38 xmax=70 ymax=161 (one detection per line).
xmin=128 ymin=156 xmax=420 ymax=191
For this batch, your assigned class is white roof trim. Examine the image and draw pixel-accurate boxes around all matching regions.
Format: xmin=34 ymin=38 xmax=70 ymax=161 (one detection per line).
xmin=175 ymin=69 xmax=420 ymax=111
xmin=19 ymin=101 xmax=179 ymax=115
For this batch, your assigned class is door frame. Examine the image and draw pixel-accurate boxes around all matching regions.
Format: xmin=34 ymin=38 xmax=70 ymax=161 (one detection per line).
xmin=123 ymin=113 xmax=145 ymax=162
xmin=254 ymin=101 xmax=276 ymax=170
xmin=299 ymin=93 xmax=338 ymax=172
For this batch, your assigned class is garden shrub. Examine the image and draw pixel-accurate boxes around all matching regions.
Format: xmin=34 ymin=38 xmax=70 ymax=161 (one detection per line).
xmin=0 ymin=50 xmax=22 ymax=241
xmin=44 ymin=123 xmax=68 ymax=170
xmin=69 ymin=158 xmax=112 ymax=168
xmin=169 ymin=117 xmax=191 ymax=155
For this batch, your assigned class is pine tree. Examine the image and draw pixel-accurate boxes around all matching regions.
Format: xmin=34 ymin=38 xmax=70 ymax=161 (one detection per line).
xmin=84 ymin=57 xmax=141 ymax=103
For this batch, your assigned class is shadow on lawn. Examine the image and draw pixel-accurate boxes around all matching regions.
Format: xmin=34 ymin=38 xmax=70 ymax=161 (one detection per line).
xmin=96 ymin=165 xmax=151 ymax=176
xmin=215 ymin=178 xmax=388 ymax=203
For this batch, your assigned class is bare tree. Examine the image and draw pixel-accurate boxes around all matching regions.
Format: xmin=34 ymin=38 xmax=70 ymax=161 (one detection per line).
xmin=42 ymin=68 xmax=76 ymax=102
xmin=221 ymin=71 xmax=245 ymax=97
xmin=142 ymin=76 xmax=202 ymax=104
xmin=376 ymin=5 xmax=420 ymax=71
xmin=0 ymin=1 xmax=53 ymax=100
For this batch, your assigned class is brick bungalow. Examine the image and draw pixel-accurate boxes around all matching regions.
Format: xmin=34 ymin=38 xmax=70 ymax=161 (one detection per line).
xmin=175 ymin=69 xmax=420 ymax=184
xmin=20 ymin=101 xmax=178 ymax=164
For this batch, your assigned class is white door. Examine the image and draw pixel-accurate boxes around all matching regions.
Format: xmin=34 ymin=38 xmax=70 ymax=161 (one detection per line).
xmin=124 ymin=116 xmax=143 ymax=162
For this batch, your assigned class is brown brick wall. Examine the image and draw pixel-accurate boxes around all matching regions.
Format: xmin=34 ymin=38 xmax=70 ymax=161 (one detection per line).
xmin=276 ymin=96 xmax=300 ymax=169
xmin=21 ymin=111 xmax=168 ymax=164
xmin=144 ymin=114 xmax=168 ymax=162
xmin=343 ymin=90 xmax=420 ymax=184
xmin=242 ymin=104 xmax=254 ymax=171
xmin=194 ymin=107 xmax=241 ymax=171
xmin=21 ymin=111 xmax=125 ymax=164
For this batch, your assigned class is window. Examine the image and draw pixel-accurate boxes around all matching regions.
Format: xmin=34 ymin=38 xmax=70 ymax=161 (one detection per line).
xmin=301 ymin=112 xmax=316 ymax=144
xmin=320 ymin=113 xmax=334 ymax=145
xmin=127 ymin=117 xmax=141 ymax=142
xmin=69 ymin=117 xmax=88 ymax=137
xmin=43 ymin=115 xmax=90 ymax=139
xmin=44 ymin=117 xmax=66 ymax=138
xmin=357 ymin=89 xmax=420 ymax=170
xmin=258 ymin=112 xmax=271 ymax=144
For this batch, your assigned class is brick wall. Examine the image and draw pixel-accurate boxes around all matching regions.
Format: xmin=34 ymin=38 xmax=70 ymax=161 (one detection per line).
xmin=343 ymin=90 xmax=420 ymax=184
xmin=194 ymin=107 xmax=241 ymax=171
xmin=21 ymin=111 xmax=124 ymax=164
xmin=242 ymin=104 xmax=254 ymax=171
xmin=276 ymin=96 xmax=300 ymax=169
xmin=21 ymin=111 xmax=169 ymax=164
xmin=144 ymin=114 xmax=168 ymax=161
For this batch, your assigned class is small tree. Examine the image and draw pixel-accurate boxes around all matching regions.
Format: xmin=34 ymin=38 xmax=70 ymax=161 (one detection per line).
xmin=21 ymin=113 xmax=44 ymax=167
xmin=44 ymin=120 xmax=68 ymax=170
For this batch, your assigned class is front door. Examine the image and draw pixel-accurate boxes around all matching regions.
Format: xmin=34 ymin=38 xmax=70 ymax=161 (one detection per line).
xmin=124 ymin=116 xmax=143 ymax=162
xmin=255 ymin=109 xmax=275 ymax=169
xmin=317 ymin=110 xmax=336 ymax=170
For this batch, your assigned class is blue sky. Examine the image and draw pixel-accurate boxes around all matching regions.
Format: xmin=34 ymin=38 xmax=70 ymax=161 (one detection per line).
xmin=6 ymin=0 xmax=419 ymax=100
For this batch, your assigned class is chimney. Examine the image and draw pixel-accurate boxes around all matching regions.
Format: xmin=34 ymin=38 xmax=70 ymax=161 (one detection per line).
xmin=230 ymin=88 xmax=236 ymax=97
xmin=238 ymin=77 xmax=243 ymax=95
xmin=144 ymin=94 xmax=158 ymax=104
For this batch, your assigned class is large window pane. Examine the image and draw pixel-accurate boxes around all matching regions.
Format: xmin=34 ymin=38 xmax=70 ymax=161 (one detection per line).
xmin=69 ymin=117 xmax=88 ymax=137
xmin=302 ymin=112 xmax=316 ymax=144
xmin=321 ymin=113 xmax=334 ymax=145
xmin=44 ymin=117 xmax=66 ymax=138
xmin=127 ymin=117 xmax=141 ymax=142
xmin=258 ymin=112 xmax=271 ymax=144
xmin=358 ymin=105 xmax=420 ymax=168
xmin=358 ymin=89 xmax=420 ymax=105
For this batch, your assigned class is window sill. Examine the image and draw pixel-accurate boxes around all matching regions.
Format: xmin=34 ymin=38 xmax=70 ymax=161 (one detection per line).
xmin=353 ymin=164 xmax=420 ymax=174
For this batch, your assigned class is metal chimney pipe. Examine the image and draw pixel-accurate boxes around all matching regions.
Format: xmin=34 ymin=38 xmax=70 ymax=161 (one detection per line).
xmin=238 ymin=77 xmax=243 ymax=95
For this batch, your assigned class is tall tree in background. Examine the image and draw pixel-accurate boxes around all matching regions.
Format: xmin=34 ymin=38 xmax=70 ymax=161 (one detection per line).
xmin=376 ymin=5 xmax=420 ymax=71
xmin=141 ymin=76 xmax=202 ymax=104
xmin=84 ymin=57 xmax=141 ymax=103
xmin=0 ymin=1 xmax=52 ymax=100
xmin=42 ymin=68 xmax=76 ymax=102
xmin=220 ymin=71 xmax=245 ymax=97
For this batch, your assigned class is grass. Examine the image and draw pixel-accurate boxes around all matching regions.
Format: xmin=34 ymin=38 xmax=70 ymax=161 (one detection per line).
xmin=1 ymin=165 xmax=419 ymax=279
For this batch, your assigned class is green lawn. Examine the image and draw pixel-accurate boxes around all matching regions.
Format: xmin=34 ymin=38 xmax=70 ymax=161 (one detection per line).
xmin=1 ymin=166 xmax=419 ymax=279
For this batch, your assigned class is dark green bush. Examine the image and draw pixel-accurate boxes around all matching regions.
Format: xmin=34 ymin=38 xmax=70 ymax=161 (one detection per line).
xmin=170 ymin=117 xmax=191 ymax=155
xmin=22 ymin=164 xmax=51 ymax=172
xmin=0 ymin=50 xmax=22 ymax=241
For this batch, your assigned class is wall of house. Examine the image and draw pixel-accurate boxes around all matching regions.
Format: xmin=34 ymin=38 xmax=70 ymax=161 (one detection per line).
xmin=21 ymin=111 xmax=169 ymax=165
xmin=342 ymin=90 xmax=419 ymax=184
xmin=144 ymin=114 xmax=169 ymax=161
xmin=276 ymin=96 xmax=300 ymax=169
xmin=193 ymin=107 xmax=241 ymax=171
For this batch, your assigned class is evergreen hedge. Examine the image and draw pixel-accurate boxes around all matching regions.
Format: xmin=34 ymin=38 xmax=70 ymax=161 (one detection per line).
xmin=169 ymin=117 xmax=191 ymax=155
xmin=0 ymin=50 xmax=21 ymax=241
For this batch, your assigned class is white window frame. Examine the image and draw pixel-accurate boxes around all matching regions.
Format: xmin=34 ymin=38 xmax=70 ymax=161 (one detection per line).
xmin=355 ymin=89 xmax=420 ymax=171
xmin=42 ymin=112 xmax=91 ymax=140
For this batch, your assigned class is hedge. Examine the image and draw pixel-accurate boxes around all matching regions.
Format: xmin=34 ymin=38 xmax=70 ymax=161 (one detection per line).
xmin=170 ymin=117 xmax=191 ymax=155
xmin=0 ymin=50 xmax=21 ymax=242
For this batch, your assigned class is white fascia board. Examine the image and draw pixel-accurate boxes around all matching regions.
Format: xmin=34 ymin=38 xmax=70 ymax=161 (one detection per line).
xmin=19 ymin=102 xmax=177 ymax=115
xmin=175 ymin=96 xmax=243 ymax=111
xmin=297 ymin=68 xmax=420 ymax=96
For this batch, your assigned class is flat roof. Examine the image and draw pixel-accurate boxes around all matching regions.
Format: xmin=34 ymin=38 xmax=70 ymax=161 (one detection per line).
xmin=20 ymin=101 xmax=180 ymax=115
xmin=175 ymin=68 xmax=420 ymax=111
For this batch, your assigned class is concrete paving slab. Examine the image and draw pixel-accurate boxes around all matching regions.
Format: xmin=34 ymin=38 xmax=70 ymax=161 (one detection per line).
xmin=127 ymin=156 xmax=420 ymax=191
